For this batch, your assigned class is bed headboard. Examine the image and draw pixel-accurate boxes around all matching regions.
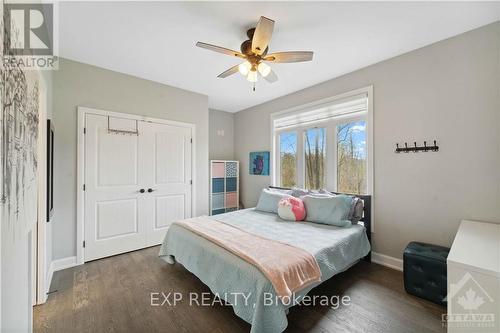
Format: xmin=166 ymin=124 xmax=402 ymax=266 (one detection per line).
xmin=269 ymin=186 xmax=372 ymax=262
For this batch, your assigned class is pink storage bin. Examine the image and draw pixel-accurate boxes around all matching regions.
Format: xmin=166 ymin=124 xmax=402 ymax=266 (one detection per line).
xmin=226 ymin=192 xmax=237 ymax=208
xmin=212 ymin=162 xmax=225 ymax=178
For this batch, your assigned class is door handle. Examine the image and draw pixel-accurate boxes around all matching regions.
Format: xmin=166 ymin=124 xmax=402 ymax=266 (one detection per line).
xmin=147 ymin=188 xmax=154 ymax=193
xmin=139 ymin=189 xmax=145 ymax=193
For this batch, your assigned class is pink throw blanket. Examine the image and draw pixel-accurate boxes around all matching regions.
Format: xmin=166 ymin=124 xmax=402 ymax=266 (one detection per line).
xmin=175 ymin=216 xmax=322 ymax=298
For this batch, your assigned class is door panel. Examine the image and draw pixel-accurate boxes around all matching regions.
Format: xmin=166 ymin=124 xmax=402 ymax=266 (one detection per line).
xmin=140 ymin=121 xmax=192 ymax=246
xmin=155 ymin=132 xmax=186 ymax=184
xmin=84 ymin=114 xmax=146 ymax=261
xmin=84 ymin=114 xmax=192 ymax=260
xmin=155 ymin=195 xmax=185 ymax=229
xmin=96 ymin=199 xmax=138 ymax=239
xmin=97 ymin=130 xmax=138 ymax=186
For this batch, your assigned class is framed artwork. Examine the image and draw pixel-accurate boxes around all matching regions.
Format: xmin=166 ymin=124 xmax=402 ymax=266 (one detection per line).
xmin=249 ymin=151 xmax=270 ymax=175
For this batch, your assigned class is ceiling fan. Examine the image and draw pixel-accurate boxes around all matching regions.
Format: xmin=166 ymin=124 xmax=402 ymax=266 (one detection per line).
xmin=196 ymin=16 xmax=314 ymax=89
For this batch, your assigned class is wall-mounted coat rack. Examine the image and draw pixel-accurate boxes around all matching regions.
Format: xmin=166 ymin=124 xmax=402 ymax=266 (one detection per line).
xmin=395 ymin=140 xmax=439 ymax=153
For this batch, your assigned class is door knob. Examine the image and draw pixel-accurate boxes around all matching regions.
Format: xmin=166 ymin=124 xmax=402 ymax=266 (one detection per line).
xmin=139 ymin=189 xmax=145 ymax=193
xmin=147 ymin=188 xmax=154 ymax=193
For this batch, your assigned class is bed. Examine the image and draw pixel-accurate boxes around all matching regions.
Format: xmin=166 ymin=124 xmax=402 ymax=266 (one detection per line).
xmin=159 ymin=190 xmax=371 ymax=333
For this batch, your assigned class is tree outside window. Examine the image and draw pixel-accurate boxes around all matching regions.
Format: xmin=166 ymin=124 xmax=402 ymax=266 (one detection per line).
xmin=304 ymin=128 xmax=326 ymax=190
xmin=337 ymin=120 xmax=367 ymax=194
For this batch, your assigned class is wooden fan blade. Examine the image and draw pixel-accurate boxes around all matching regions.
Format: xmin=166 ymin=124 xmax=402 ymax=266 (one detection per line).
xmin=264 ymin=51 xmax=313 ymax=63
xmin=252 ymin=16 xmax=274 ymax=56
xmin=263 ymin=69 xmax=278 ymax=83
xmin=217 ymin=64 xmax=240 ymax=78
xmin=196 ymin=42 xmax=245 ymax=58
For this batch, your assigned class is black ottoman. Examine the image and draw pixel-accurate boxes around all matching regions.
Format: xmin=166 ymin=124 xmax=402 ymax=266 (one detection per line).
xmin=403 ymin=241 xmax=450 ymax=306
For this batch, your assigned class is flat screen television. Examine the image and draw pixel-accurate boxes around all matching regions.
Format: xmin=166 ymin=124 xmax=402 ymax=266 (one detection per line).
xmin=47 ymin=119 xmax=54 ymax=222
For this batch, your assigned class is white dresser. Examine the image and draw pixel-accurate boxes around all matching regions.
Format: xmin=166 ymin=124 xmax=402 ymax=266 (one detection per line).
xmin=447 ymin=220 xmax=500 ymax=333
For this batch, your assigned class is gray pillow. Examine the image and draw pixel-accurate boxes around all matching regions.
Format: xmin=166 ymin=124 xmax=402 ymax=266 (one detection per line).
xmin=291 ymin=187 xmax=333 ymax=197
xmin=302 ymin=194 xmax=352 ymax=227
xmin=269 ymin=187 xmax=293 ymax=195
xmin=291 ymin=187 xmax=310 ymax=197
xmin=348 ymin=197 xmax=364 ymax=224
xmin=256 ymin=189 xmax=291 ymax=214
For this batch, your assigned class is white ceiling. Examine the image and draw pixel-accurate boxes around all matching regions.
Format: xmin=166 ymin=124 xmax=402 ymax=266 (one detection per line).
xmin=59 ymin=1 xmax=500 ymax=112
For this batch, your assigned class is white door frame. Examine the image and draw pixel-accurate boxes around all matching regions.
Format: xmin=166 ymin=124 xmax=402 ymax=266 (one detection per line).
xmin=36 ymin=72 xmax=48 ymax=304
xmin=76 ymin=106 xmax=196 ymax=265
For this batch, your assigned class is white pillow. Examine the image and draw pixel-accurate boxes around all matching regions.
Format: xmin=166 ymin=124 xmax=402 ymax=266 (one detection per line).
xmin=255 ymin=189 xmax=291 ymax=214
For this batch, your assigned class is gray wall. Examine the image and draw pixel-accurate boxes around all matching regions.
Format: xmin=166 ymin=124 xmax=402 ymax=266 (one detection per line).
xmin=52 ymin=58 xmax=209 ymax=260
xmin=209 ymin=109 xmax=234 ymax=160
xmin=234 ymin=22 xmax=500 ymax=259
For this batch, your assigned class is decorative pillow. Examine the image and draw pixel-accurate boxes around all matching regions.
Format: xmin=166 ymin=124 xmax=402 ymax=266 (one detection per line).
xmin=255 ymin=189 xmax=291 ymax=214
xmin=291 ymin=187 xmax=310 ymax=198
xmin=348 ymin=197 xmax=364 ymax=224
xmin=302 ymin=194 xmax=352 ymax=227
xmin=278 ymin=197 xmax=306 ymax=221
xmin=269 ymin=187 xmax=293 ymax=195
xmin=291 ymin=187 xmax=334 ymax=198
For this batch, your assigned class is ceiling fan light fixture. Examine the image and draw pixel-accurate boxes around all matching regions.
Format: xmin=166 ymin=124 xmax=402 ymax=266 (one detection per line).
xmin=257 ymin=62 xmax=271 ymax=77
xmin=196 ymin=16 xmax=314 ymax=86
xmin=247 ymin=70 xmax=258 ymax=82
xmin=238 ymin=61 xmax=251 ymax=76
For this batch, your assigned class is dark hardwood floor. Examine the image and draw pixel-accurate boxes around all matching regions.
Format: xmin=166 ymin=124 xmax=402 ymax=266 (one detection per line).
xmin=35 ymin=246 xmax=446 ymax=333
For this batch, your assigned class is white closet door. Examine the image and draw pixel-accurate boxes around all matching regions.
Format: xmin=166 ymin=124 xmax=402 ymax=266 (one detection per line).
xmin=84 ymin=114 xmax=147 ymax=261
xmin=139 ymin=121 xmax=192 ymax=246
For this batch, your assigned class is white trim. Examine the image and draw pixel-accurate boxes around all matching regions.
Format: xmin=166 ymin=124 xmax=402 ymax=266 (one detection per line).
xmin=372 ymin=252 xmax=403 ymax=271
xmin=36 ymin=71 xmax=48 ymax=305
xmin=366 ymin=86 xmax=374 ymax=230
xmin=76 ymin=106 xmax=196 ymax=265
xmin=271 ymin=86 xmax=373 ymax=120
xmin=44 ymin=256 xmax=78 ymax=295
xmin=45 ymin=262 xmax=54 ymax=295
xmin=76 ymin=109 xmax=85 ymax=265
xmin=51 ymin=256 xmax=78 ymax=272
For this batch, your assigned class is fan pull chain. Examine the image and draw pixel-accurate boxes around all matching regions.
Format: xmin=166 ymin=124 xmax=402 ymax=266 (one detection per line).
xmin=253 ymin=81 xmax=256 ymax=92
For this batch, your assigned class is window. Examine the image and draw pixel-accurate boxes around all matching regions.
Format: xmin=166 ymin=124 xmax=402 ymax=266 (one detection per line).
xmin=337 ymin=120 xmax=366 ymax=194
xmin=272 ymin=87 xmax=372 ymax=195
xmin=304 ymin=128 xmax=326 ymax=190
xmin=279 ymin=132 xmax=297 ymax=188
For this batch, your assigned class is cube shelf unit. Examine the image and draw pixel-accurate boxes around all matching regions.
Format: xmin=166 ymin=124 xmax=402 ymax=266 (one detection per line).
xmin=210 ymin=160 xmax=239 ymax=215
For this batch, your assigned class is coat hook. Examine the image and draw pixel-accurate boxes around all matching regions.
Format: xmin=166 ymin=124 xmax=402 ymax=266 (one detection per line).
xmin=396 ymin=143 xmax=400 ymax=153
xmin=404 ymin=142 xmax=409 ymax=153
xmin=414 ymin=142 xmax=418 ymax=152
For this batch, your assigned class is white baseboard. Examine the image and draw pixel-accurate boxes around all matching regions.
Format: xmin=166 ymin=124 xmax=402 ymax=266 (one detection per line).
xmin=45 ymin=262 xmax=54 ymax=294
xmin=46 ymin=256 xmax=79 ymax=294
xmin=372 ymin=252 xmax=403 ymax=271
xmin=52 ymin=256 xmax=78 ymax=271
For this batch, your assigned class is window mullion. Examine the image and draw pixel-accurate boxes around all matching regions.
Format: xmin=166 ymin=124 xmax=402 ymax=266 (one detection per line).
xmin=297 ymin=128 xmax=305 ymax=188
xmin=275 ymin=133 xmax=281 ymax=186
xmin=328 ymin=122 xmax=338 ymax=191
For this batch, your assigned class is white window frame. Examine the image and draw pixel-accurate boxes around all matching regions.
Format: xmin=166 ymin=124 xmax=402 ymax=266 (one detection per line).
xmin=270 ymin=86 xmax=374 ymax=225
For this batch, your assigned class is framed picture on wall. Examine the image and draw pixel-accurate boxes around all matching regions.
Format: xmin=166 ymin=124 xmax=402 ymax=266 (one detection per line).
xmin=249 ymin=151 xmax=270 ymax=175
